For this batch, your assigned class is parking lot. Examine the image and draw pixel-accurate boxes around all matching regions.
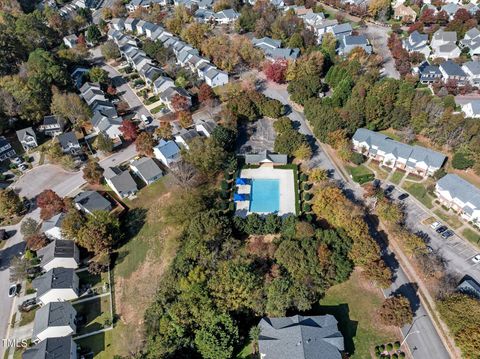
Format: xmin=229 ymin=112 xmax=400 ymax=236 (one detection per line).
xmin=237 ymin=117 xmax=275 ymax=154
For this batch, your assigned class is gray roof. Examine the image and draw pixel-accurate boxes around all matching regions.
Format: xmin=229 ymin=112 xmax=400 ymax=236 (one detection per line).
xmin=343 ymin=34 xmax=368 ymax=45
xmin=331 ymin=22 xmax=352 ymax=36
xmin=37 ymin=239 xmax=79 ymax=268
xmin=108 ymin=169 xmax=138 ymax=194
xmin=464 ymin=27 xmax=480 ymax=40
xmin=441 ymin=2 xmax=458 ymax=15
xmin=130 ymin=157 xmax=163 ymax=181
xmin=462 ymin=60 xmax=480 ymax=75
xmin=16 ymin=127 xmax=37 ymax=143
xmin=58 ymin=132 xmax=79 ymax=150
xmin=252 ymin=37 xmax=281 ymax=49
xmin=264 ymin=47 xmax=300 ymax=60
xmin=23 ymin=336 xmax=75 ymax=359
xmin=33 ymin=268 xmax=78 ymax=298
xmin=74 ymin=191 xmax=112 ymax=213
xmin=440 ymin=60 xmax=466 ymax=77
xmin=258 ymin=315 xmax=344 ymax=359
xmin=43 ymin=115 xmax=63 ymax=128
xmin=433 ymin=29 xmax=457 ymax=43
xmin=41 ymin=213 xmax=65 ymax=233
xmin=215 ymin=9 xmax=239 ymax=19
xmin=464 ymin=100 xmax=480 ymax=115
xmin=154 ymin=139 xmax=180 ymax=158
xmin=196 ymin=119 xmax=217 ymax=134
xmin=410 ymin=145 xmax=446 ymax=168
xmin=437 ymin=174 xmax=480 ymax=210
xmin=409 ymin=31 xmax=428 ymax=46
xmin=245 ymin=150 xmax=288 ymax=164
xmin=32 ymin=302 xmax=76 ymax=340
xmin=457 ymin=278 xmax=480 ymax=298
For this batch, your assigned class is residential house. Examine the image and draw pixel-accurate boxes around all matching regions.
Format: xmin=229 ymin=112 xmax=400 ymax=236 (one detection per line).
xmin=33 ymin=267 xmax=79 ymax=305
xmin=91 ymin=112 xmax=123 ymax=143
xmin=23 ymin=336 xmax=77 ymax=359
xmin=41 ymin=213 xmax=66 ymax=241
xmin=153 ymin=139 xmax=181 ymax=167
xmin=139 ymin=64 xmax=163 ymax=86
xmin=258 ymin=314 xmax=344 ymax=359
xmin=32 ymin=302 xmax=77 ymax=342
xmin=175 ymin=128 xmax=199 ymax=150
xmin=111 ymin=17 xmax=125 ymax=31
xmin=303 ymin=12 xmax=326 ymax=27
xmin=58 ymin=132 xmax=82 ymax=155
xmin=71 ymin=67 xmax=89 ymax=89
xmin=460 ymin=28 xmax=480 ymax=56
xmin=461 ymin=60 xmax=480 ymax=85
xmin=439 ymin=60 xmax=467 ymax=83
xmin=352 ymin=128 xmax=446 ymax=176
xmin=205 ymin=68 xmax=229 ymax=87
xmin=0 ymin=137 xmax=15 ymax=161
xmin=460 ymin=100 xmax=480 ymax=118
xmin=63 ymin=34 xmax=78 ymax=48
xmin=104 ymin=167 xmax=138 ymax=199
xmin=153 ymin=76 xmax=175 ymax=96
xmin=435 ymin=174 xmax=480 ymax=222
xmin=134 ymin=19 xmax=147 ymax=34
xmin=41 ymin=116 xmax=65 ymax=137
xmin=308 ymin=18 xmax=338 ymax=43
xmin=74 ymin=191 xmax=112 ymax=215
xmin=144 ymin=22 xmax=159 ymax=38
xmin=245 ymin=150 xmax=288 ymax=165
xmin=159 ymin=87 xmax=192 ymax=111
xmin=214 ymin=9 xmax=239 ymax=24
xmin=338 ymin=35 xmax=372 ymax=55
xmin=124 ymin=17 xmax=140 ymax=32
xmin=457 ymin=278 xmax=480 ymax=298
xmin=195 ymin=119 xmax=217 ymax=137
xmin=441 ymin=2 xmax=459 ymax=20
xmin=414 ymin=61 xmax=442 ymax=84
xmin=253 ymin=37 xmax=300 ymax=60
xmin=195 ymin=8 xmax=215 ymax=22
xmin=130 ymin=157 xmax=163 ymax=185
xmin=465 ymin=2 xmax=479 ymax=15
xmin=16 ymin=127 xmax=38 ymax=151
xmin=285 ymin=5 xmax=313 ymax=18
xmin=431 ymin=29 xmax=461 ymax=59
xmin=328 ymin=23 xmax=353 ymax=38
xmin=37 ymin=239 xmax=80 ymax=272
xmin=403 ymin=31 xmax=431 ymax=58
xmin=393 ymin=3 xmax=417 ymax=21
xmin=80 ymin=82 xmax=106 ymax=105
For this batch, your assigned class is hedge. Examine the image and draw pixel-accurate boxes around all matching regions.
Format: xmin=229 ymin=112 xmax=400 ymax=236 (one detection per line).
xmin=352 ymin=173 xmax=374 ymax=184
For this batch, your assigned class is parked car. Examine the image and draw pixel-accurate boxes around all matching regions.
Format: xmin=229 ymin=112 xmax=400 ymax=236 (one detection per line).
xmin=141 ymin=114 xmax=152 ymax=125
xmin=426 ymin=245 xmax=434 ymax=253
xmin=436 ymin=225 xmax=448 ymax=234
xmin=430 ymin=221 xmax=441 ymax=230
xmin=19 ymin=298 xmax=38 ymax=312
xmin=8 ymin=284 xmax=19 ymax=297
xmin=384 ymin=185 xmax=395 ymax=195
xmin=0 ymin=229 xmax=10 ymax=241
xmin=373 ymin=179 xmax=381 ymax=188
xmin=398 ymin=193 xmax=409 ymax=200
xmin=11 ymin=157 xmax=22 ymax=165
xmin=441 ymin=230 xmax=454 ymax=239
xmin=472 ymin=254 xmax=480 ymax=264
xmin=18 ymin=164 xmax=28 ymax=171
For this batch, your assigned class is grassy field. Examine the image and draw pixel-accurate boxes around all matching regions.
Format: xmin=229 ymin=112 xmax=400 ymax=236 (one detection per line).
xmin=318 ymin=270 xmax=399 ymax=358
xmin=462 ymin=228 xmax=480 ymax=245
xmin=433 ymin=209 xmax=463 ymax=230
xmin=402 ymin=182 xmax=434 ymax=209
xmin=390 ymin=171 xmax=405 ymax=185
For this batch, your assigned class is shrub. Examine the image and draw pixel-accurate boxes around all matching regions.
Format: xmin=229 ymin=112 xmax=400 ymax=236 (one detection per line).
xmin=220 ymin=191 xmax=230 ymax=200
xmin=392 ymin=354 xmax=398 ymax=359
xmin=379 ymin=344 xmax=385 ymax=351
xmin=452 ymin=152 xmax=474 ymax=170
xmin=399 ymin=353 xmax=405 ymax=358
xmin=220 ymin=201 xmax=229 ymax=210
xmin=352 ymin=173 xmax=375 ymax=184
xmin=393 ymin=342 xmax=400 ymax=350
xmin=300 ymin=173 xmax=308 ymax=181
xmin=350 ymin=151 xmax=365 ymax=165
xmin=303 ymin=183 xmax=311 ymax=191
xmin=305 ymin=213 xmax=313 ymax=222
xmin=221 ymin=180 xmax=229 ymax=191
xmin=386 ymin=343 xmax=393 ymax=351
xmin=303 ymin=203 xmax=311 ymax=212
xmin=303 ymin=192 xmax=312 ymax=201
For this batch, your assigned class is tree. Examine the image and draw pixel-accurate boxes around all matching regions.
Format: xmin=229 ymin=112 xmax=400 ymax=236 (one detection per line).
xmin=177 ymin=110 xmax=193 ymax=128
xmin=86 ymin=24 xmax=102 ymax=44
xmin=51 ymin=89 xmax=91 ymax=124
xmin=378 ymin=295 xmax=413 ymax=327
xmin=95 ymin=133 xmax=114 ymax=153
xmin=25 ymin=234 xmax=48 ymax=251
xmin=294 ymin=142 xmax=312 ymax=160
xmin=155 ymin=121 xmax=173 ymax=139
xmin=263 ymin=59 xmax=288 ymax=84
xmin=135 ymin=132 xmax=155 ymax=157
xmin=88 ymin=67 xmax=109 ymax=84
xmin=198 ymin=83 xmax=214 ymax=104
xmin=171 ymin=94 xmax=190 ymax=112
xmin=194 ymin=313 xmax=239 ymax=359
xmin=61 ymin=208 xmax=85 ymax=240
xmin=452 ymin=151 xmax=474 ymax=170
xmin=101 ymin=40 xmax=120 ymax=60
xmin=37 ymin=189 xmax=65 ymax=220
xmin=368 ymin=0 xmax=391 ymax=19
xmin=83 ymin=160 xmax=104 ymax=185
xmin=376 ymin=199 xmax=404 ymax=224
xmin=170 ymin=161 xmax=199 ymax=188
xmin=212 ymin=125 xmax=236 ymax=152
xmin=309 ymin=168 xmax=328 ymax=182
xmin=181 ymin=23 xmax=208 ymax=49
xmin=183 ymin=137 xmax=227 ymax=174
xmin=20 ymin=218 xmax=40 ymax=237
xmin=0 ymin=189 xmax=23 ymax=218
xmin=77 ymin=210 xmax=120 ymax=254
xmin=119 ymin=119 xmax=138 ymax=141
xmin=9 ymin=256 xmax=32 ymax=283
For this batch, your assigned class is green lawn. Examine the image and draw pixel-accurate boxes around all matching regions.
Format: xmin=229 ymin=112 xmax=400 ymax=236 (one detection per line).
xmin=389 ymin=171 xmax=405 ymax=185
xmin=367 ymin=161 xmax=389 ymax=180
xmin=462 ymin=228 xmax=480 ymax=245
xmin=318 ymin=270 xmax=399 ymax=358
xmin=77 ymin=270 xmax=110 ymax=293
xmin=73 ymin=296 xmax=113 ymax=335
xmin=75 ymin=328 xmax=117 ymax=359
xmin=433 ymin=209 xmax=463 ymax=230
xmin=347 ymin=165 xmax=375 ymax=184
xmin=236 ymin=341 xmax=255 ymax=359
xmin=19 ymin=308 xmax=37 ymax=327
xmin=402 ymin=182 xmax=434 ymax=209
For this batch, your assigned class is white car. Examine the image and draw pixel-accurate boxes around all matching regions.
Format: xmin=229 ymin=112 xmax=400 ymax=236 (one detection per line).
xmin=430 ymin=221 xmax=441 ymax=230
xmin=472 ymin=254 xmax=480 ymax=264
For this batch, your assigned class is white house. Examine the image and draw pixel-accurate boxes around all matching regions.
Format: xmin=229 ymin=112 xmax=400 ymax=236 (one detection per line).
xmin=214 ymin=9 xmax=240 ymax=24
xmin=205 ymin=68 xmax=229 ymax=87
xmin=195 ymin=119 xmax=217 ymax=137
xmin=37 ymin=239 xmax=80 ymax=272
xmin=63 ymin=34 xmax=78 ymax=48
xmin=460 ymin=100 xmax=480 ymax=118
xmin=58 ymin=132 xmax=82 ymax=155
xmin=435 ymin=174 xmax=480 ymax=223
xmin=0 ymin=137 xmax=15 ymax=161
xmin=32 ymin=302 xmax=77 ymax=342
xmin=130 ymin=157 xmax=163 ymax=185
xmin=16 ymin=127 xmax=38 ymax=151
xmin=175 ymin=128 xmax=199 ymax=150
xmin=74 ymin=191 xmax=112 ymax=215
xmin=153 ymin=139 xmax=181 ymax=167
xmin=153 ymin=76 xmax=175 ymax=96
xmin=430 ymin=29 xmax=461 ymax=59
xmin=403 ymin=31 xmax=431 ymax=58
xmin=41 ymin=213 xmax=66 ymax=241
xmin=33 ymin=268 xmax=80 ymax=305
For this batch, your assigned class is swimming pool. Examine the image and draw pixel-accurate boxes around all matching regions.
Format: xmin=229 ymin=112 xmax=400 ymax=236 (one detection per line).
xmin=249 ymin=179 xmax=280 ymax=213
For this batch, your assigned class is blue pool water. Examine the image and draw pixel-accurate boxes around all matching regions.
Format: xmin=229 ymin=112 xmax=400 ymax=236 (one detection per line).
xmin=249 ymin=179 xmax=280 ymax=213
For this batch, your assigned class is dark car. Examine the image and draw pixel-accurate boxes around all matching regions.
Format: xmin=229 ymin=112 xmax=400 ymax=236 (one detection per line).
xmin=8 ymin=284 xmax=19 ymax=297
xmin=384 ymin=185 xmax=395 ymax=195
xmin=0 ymin=229 xmax=9 ymax=241
xmin=398 ymin=193 xmax=409 ymax=200
xmin=441 ymin=230 xmax=454 ymax=239
xmin=19 ymin=298 xmax=38 ymax=312
xmin=436 ymin=226 xmax=448 ymax=234
xmin=373 ymin=179 xmax=381 ymax=188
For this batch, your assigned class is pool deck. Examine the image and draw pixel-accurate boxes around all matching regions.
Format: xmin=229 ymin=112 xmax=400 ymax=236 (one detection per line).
xmin=235 ymin=167 xmax=296 ymax=217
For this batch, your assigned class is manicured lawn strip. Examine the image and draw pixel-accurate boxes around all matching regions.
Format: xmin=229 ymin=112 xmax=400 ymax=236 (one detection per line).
xmin=74 ymin=296 xmax=112 ymax=335
xmin=462 ymin=228 xmax=480 ymax=245
xmin=151 ymin=104 xmax=166 ymax=114
xmin=433 ymin=209 xmax=463 ymax=230
xmin=346 ymin=165 xmax=374 ymax=184
xmin=390 ymin=171 xmax=405 ymax=185
xmin=144 ymin=96 xmax=159 ymax=105
xmin=319 ymin=270 xmax=399 ymax=358
xmin=19 ymin=308 xmax=37 ymax=327
xmin=402 ymin=182 xmax=434 ymax=209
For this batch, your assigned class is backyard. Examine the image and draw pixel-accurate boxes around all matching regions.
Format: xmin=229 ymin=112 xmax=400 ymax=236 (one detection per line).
xmin=73 ymin=295 xmax=113 ymax=335
xmin=366 ymin=161 xmax=390 ymax=180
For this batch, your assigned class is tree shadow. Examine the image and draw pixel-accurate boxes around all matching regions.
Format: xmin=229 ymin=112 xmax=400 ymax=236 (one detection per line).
xmin=0 ymin=241 xmax=26 ymax=271
xmin=115 ymin=208 xmax=147 ymax=249
xmin=303 ymin=303 xmax=358 ymax=356
xmin=392 ymin=282 xmax=421 ymax=314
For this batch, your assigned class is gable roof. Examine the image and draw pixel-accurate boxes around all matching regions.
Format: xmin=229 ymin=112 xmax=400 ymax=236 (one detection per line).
xmin=43 ymin=115 xmax=63 ymax=128
xmin=245 ymin=150 xmax=288 ymax=164
xmin=33 ymin=268 xmax=78 ymax=298
xmin=74 ymin=191 xmax=112 ymax=213
xmin=331 ymin=22 xmax=352 ymax=36
xmin=108 ymin=170 xmax=138 ymax=194
xmin=41 ymin=213 xmax=65 ymax=233
xmin=462 ymin=60 xmax=480 ymax=75
xmin=437 ymin=173 xmax=480 ymax=210
xmin=130 ymin=157 xmax=163 ymax=181
xmin=440 ymin=60 xmax=466 ymax=77
xmin=37 ymin=239 xmax=79 ymax=267
xmin=457 ymin=278 xmax=480 ymax=298
xmin=16 ymin=127 xmax=36 ymax=143
xmin=58 ymin=132 xmax=79 ymax=149
xmin=23 ymin=336 xmax=75 ymax=359
xmin=258 ymin=315 xmax=344 ymax=359
xmin=252 ymin=37 xmax=282 ymax=49
xmin=32 ymin=302 xmax=76 ymax=339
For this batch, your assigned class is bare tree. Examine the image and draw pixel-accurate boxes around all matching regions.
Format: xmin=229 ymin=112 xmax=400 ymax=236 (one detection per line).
xmin=9 ymin=256 xmax=32 ymax=283
xmin=170 ymin=161 xmax=199 ymax=188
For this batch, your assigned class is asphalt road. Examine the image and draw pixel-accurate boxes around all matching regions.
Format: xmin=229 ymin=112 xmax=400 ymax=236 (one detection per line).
xmin=261 ymin=81 xmax=450 ymax=359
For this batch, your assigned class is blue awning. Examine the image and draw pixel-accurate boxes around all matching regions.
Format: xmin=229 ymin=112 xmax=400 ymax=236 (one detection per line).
xmin=234 ymin=193 xmax=248 ymax=201
xmin=236 ymin=178 xmax=249 ymax=185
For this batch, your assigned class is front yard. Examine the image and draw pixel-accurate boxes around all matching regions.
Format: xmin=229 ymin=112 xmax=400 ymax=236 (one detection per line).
xmin=462 ymin=228 xmax=480 ymax=245
xmin=433 ymin=208 xmax=463 ymax=230
xmin=402 ymin=182 xmax=435 ymax=209
xmin=347 ymin=164 xmax=375 ymax=184
xmin=389 ymin=170 xmax=405 ymax=185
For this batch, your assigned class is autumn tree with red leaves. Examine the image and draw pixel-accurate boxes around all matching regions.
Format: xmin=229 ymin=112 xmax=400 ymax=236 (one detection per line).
xmin=106 ymin=85 xmax=117 ymax=96
xmin=263 ymin=59 xmax=288 ymax=84
xmin=36 ymin=189 xmax=66 ymax=220
xmin=171 ymin=94 xmax=190 ymax=112
xmin=198 ymin=83 xmax=214 ymax=104
xmin=119 ymin=119 xmax=139 ymax=141
xmin=135 ymin=132 xmax=155 ymax=157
